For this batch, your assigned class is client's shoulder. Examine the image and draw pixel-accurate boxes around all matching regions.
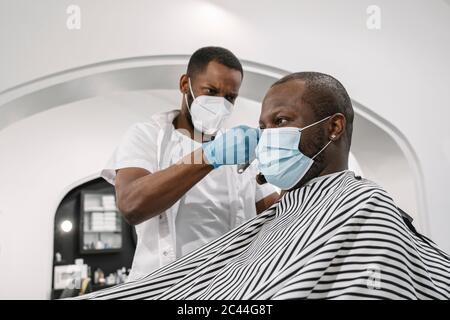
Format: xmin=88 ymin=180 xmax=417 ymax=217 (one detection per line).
xmin=335 ymin=171 xmax=397 ymax=209
xmin=342 ymin=171 xmax=390 ymax=195
xmin=339 ymin=172 xmax=403 ymax=218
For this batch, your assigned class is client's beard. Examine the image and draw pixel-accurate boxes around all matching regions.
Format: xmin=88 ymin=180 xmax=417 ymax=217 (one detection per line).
xmin=291 ymin=133 xmax=328 ymax=190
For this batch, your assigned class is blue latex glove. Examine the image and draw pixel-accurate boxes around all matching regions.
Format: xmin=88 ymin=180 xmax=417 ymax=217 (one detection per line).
xmin=202 ymin=125 xmax=261 ymax=169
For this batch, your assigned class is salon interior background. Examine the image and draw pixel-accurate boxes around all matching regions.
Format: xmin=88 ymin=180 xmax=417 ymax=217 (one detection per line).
xmin=0 ymin=0 xmax=449 ymax=299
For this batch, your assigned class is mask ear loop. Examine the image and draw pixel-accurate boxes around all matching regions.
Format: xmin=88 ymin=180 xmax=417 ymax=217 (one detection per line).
xmin=311 ymin=139 xmax=333 ymax=160
xmin=184 ymin=77 xmax=196 ymax=112
xmin=300 ymin=115 xmax=334 ymax=160
xmin=188 ymin=77 xmax=196 ymax=99
xmin=299 ymin=115 xmax=332 ymax=132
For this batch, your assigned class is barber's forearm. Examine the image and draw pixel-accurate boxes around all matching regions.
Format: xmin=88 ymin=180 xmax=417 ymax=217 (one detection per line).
xmin=256 ymin=192 xmax=280 ymax=214
xmin=119 ymin=148 xmax=213 ymax=225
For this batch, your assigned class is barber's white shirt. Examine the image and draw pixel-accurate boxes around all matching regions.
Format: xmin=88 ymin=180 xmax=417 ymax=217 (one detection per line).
xmin=102 ymin=110 xmax=276 ymax=281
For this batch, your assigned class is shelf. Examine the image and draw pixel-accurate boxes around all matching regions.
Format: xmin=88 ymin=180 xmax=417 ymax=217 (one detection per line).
xmin=80 ymin=191 xmax=123 ymax=255
xmin=84 ymin=230 xmax=121 ymax=233
xmin=51 ymin=177 xmax=134 ymax=301
xmin=91 ymin=283 xmax=117 ymax=290
xmin=81 ymin=249 xmax=121 ymax=255
xmin=52 ymin=283 xmax=117 ymax=299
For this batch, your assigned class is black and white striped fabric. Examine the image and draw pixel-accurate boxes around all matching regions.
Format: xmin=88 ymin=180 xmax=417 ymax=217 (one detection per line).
xmin=76 ymin=171 xmax=449 ymax=300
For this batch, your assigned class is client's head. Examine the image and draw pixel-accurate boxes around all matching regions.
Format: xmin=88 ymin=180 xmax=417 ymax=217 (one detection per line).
xmin=258 ymin=72 xmax=354 ymax=189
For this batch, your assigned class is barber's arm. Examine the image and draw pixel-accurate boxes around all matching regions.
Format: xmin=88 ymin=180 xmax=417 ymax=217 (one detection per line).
xmin=256 ymin=192 xmax=280 ymax=214
xmin=115 ymin=125 xmax=260 ymax=225
xmin=115 ymin=148 xmax=213 ymax=225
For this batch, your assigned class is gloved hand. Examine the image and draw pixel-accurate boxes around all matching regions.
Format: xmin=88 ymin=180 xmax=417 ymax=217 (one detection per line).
xmin=202 ymin=125 xmax=260 ymax=169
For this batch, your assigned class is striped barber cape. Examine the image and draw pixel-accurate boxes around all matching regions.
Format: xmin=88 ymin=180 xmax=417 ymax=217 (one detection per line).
xmin=75 ymin=170 xmax=449 ymax=300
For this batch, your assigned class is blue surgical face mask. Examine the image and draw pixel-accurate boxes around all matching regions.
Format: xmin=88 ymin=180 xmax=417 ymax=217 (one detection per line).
xmin=255 ymin=116 xmax=332 ymax=190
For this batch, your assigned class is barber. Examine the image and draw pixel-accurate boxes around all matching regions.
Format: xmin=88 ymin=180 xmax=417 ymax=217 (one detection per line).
xmin=101 ymin=47 xmax=278 ymax=281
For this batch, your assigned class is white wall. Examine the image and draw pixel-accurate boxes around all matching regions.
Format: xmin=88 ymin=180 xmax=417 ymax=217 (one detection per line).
xmin=1 ymin=0 xmax=449 ymax=299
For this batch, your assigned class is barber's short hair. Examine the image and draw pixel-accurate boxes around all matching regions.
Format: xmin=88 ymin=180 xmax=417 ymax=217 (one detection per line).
xmin=272 ymin=72 xmax=354 ymax=149
xmin=187 ymin=46 xmax=243 ymax=79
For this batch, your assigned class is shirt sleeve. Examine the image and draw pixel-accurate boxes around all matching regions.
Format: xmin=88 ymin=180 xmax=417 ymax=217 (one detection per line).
xmin=255 ymin=181 xmax=278 ymax=202
xmin=101 ymin=122 xmax=159 ymax=185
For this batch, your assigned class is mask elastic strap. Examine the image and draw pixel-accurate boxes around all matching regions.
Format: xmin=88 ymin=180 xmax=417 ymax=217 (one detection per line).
xmin=300 ymin=115 xmax=332 ymax=132
xmin=188 ymin=77 xmax=196 ymax=100
xmin=184 ymin=77 xmax=196 ymax=111
xmin=184 ymin=93 xmax=189 ymax=108
xmin=311 ymin=139 xmax=333 ymax=160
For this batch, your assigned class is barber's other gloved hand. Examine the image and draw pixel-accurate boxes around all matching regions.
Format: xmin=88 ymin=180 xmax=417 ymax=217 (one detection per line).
xmin=202 ymin=125 xmax=260 ymax=169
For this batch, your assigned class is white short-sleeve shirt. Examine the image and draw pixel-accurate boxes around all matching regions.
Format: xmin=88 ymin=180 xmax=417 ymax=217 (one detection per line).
xmin=101 ymin=110 xmax=276 ymax=281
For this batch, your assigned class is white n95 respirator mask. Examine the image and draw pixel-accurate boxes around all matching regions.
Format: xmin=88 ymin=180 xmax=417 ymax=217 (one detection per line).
xmin=184 ymin=77 xmax=233 ymax=135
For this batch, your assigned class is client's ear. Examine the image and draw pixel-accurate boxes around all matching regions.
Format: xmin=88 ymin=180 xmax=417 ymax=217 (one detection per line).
xmin=328 ymin=113 xmax=346 ymax=141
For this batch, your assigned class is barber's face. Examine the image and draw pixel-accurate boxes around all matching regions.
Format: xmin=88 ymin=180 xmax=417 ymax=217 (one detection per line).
xmin=180 ymin=60 xmax=242 ymax=107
